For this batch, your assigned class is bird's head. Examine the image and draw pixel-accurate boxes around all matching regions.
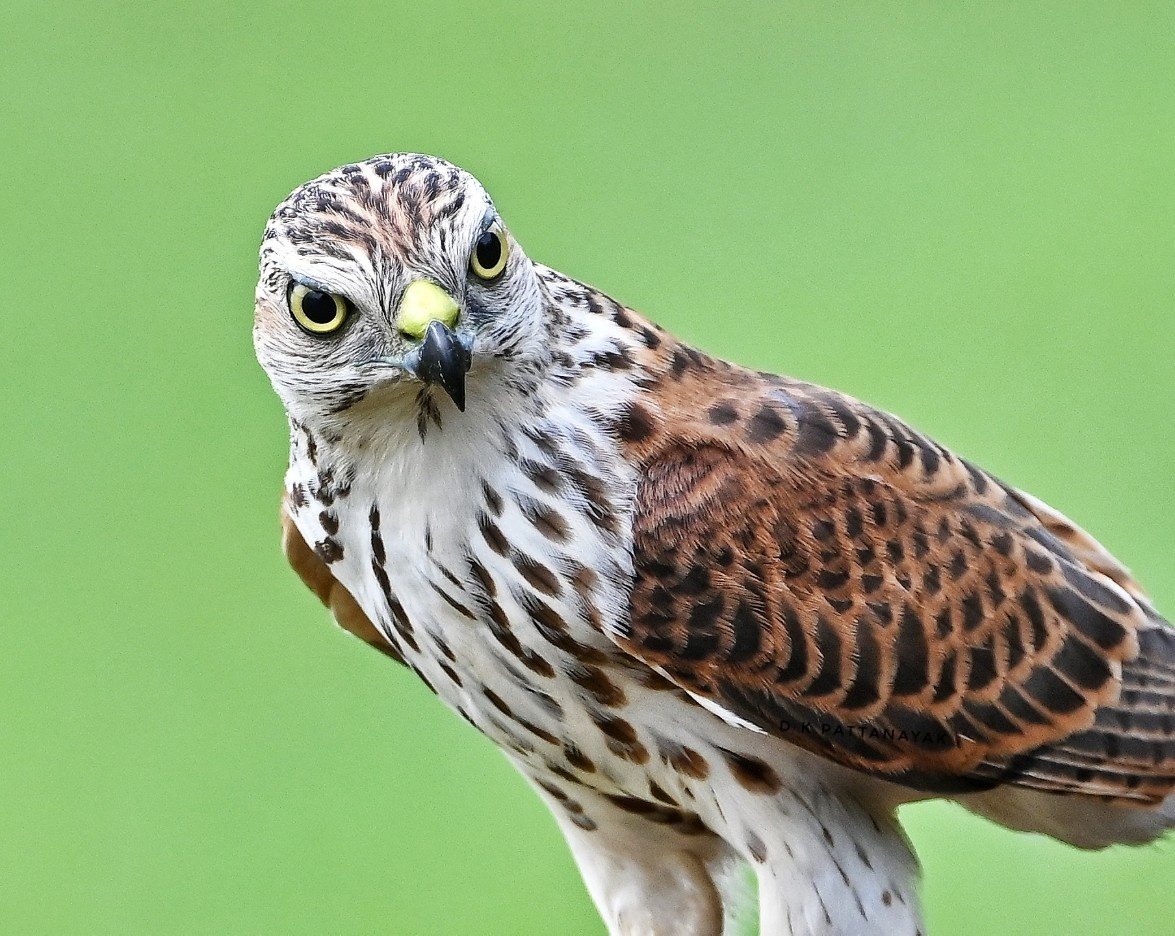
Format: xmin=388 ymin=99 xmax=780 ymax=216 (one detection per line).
xmin=254 ymin=154 xmax=547 ymax=425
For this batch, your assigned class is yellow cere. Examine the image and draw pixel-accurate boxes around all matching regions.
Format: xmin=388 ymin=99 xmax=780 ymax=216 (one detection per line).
xmin=397 ymin=280 xmax=459 ymax=339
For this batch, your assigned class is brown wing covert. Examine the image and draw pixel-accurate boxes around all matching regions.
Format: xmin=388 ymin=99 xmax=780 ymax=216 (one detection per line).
xmin=615 ymin=337 xmax=1175 ymax=803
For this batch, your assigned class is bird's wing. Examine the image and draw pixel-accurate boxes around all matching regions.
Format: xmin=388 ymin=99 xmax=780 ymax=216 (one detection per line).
xmin=612 ymin=339 xmax=1175 ymax=802
xmin=280 ymin=495 xmax=405 ymax=664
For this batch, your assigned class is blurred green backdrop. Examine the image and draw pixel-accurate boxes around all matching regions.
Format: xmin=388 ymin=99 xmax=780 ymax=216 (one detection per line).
xmin=3 ymin=2 xmax=1172 ymax=933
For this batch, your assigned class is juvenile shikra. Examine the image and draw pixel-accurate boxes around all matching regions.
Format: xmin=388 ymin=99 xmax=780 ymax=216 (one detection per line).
xmin=254 ymin=153 xmax=1175 ymax=935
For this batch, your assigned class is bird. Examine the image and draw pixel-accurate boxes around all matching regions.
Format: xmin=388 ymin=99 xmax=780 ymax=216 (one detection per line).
xmin=254 ymin=153 xmax=1175 ymax=936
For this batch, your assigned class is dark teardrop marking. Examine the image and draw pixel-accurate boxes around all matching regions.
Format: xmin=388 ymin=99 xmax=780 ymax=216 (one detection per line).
xmin=513 ymin=551 xmax=562 ymax=597
xmin=862 ymin=420 xmax=889 ymax=461
xmin=1062 ymin=564 xmax=1133 ymax=615
xmin=794 ymin=407 xmax=839 ymax=456
xmin=919 ymin=443 xmax=941 ymax=475
xmin=966 ymin=641 xmax=998 ymax=692
xmin=998 ymin=684 xmax=1053 ymax=726
xmin=962 ymin=700 xmax=1022 ymax=736
xmin=1019 ymin=589 xmax=1050 ymax=651
xmin=726 ymin=600 xmax=762 ymax=663
xmin=722 ymin=750 xmax=782 ymax=794
xmin=1005 ymin=610 xmax=1024 ymax=667
xmin=892 ymin=606 xmax=930 ymax=696
xmin=747 ymin=404 xmax=788 ymax=443
xmin=1022 ymin=665 xmax=1087 ymax=715
xmin=816 ymin=568 xmax=851 ymax=590
xmin=774 ymin=605 xmax=809 ymax=685
xmin=708 ymin=401 xmax=739 ymax=425
xmin=1046 ymin=587 xmax=1128 ymax=651
xmin=680 ymin=626 xmax=722 ymax=661
xmin=617 ymin=402 xmax=657 ymax=443
xmin=676 ymin=565 xmax=711 ymax=596
xmin=826 ymin=397 xmax=861 ymax=438
xmin=1051 ymin=636 xmax=1113 ymax=690
xmin=841 ymin=621 xmax=882 ymax=710
xmin=477 ymin=512 xmax=510 ymax=555
xmin=804 ymin=615 xmax=844 ymax=696
xmin=961 ymin=594 xmax=985 ymax=632
xmin=931 ymin=651 xmax=958 ymax=704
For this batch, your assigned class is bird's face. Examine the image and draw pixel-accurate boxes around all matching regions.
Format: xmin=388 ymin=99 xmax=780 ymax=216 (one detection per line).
xmin=254 ymin=154 xmax=546 ymax=424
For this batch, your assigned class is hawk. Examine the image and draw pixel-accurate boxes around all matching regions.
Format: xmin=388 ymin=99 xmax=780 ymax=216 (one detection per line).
xmin=254 ymin=154 xmax=1175 ymax=936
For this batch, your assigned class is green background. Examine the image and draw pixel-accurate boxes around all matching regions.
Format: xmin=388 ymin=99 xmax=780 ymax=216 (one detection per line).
xmin=4 ymin=3 xmax=1172 ymax=933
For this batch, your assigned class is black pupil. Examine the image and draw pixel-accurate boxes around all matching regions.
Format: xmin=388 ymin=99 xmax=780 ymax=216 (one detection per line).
xmin=302 ymin=289 xmax=339 ymax=324
xmin=475 ymin=231 xmax=502 ymax=272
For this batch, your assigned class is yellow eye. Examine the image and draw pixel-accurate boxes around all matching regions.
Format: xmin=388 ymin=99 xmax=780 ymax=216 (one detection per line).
xmin=289 ymin=283 xmax=349 ymax=334
xmin=469 ymin=227 xmax=509 ymax=281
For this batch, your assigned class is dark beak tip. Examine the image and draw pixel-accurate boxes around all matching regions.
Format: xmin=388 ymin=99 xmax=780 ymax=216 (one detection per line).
xmin=418 ymin=320 xmax=471 ymax=412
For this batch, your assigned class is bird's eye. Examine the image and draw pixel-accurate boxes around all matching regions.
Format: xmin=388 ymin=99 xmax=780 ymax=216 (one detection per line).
xmin=470 ymin=227 xmax=508 ymax=281
xmin=289 ymin=283 xmax=349 ymax=334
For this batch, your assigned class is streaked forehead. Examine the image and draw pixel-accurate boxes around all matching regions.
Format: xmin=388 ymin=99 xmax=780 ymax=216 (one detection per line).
xmin=261 ymin=153 xmax=491 ymax=271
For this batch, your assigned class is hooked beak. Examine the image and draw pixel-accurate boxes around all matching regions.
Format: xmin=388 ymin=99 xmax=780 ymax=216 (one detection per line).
xmin=407 ymin=319 xmax=472 ymax=411
xmin=396 ymin=281 xmax=473 ymax=411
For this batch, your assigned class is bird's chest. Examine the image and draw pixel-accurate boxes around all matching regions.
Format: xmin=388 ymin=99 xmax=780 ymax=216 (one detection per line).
xmin=285 ymin=431 xmax=657 ymax=777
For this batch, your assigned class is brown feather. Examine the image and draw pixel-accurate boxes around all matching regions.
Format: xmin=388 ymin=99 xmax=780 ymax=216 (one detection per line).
xmin=612 ymin=322 xmax=1175 ymax=804
xmin=280 ymin=496 xmax=405 ymax=664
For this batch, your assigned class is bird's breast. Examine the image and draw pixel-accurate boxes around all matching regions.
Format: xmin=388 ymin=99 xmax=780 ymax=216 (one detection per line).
xmin=283 ymin=418 xmax=654 ymax=770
